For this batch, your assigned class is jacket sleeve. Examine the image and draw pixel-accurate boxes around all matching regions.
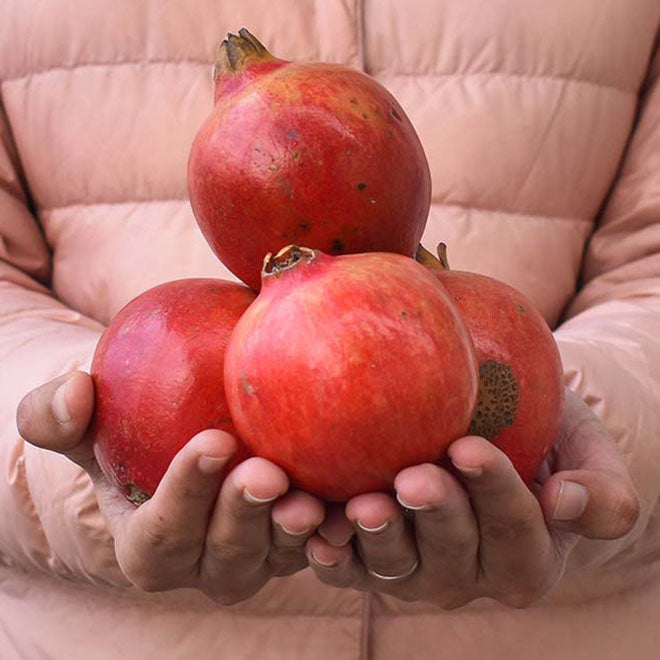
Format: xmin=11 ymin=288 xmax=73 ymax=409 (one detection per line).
xmin=555 ymin=43 xmax=660 ymax=570
xmin=0 ymin=98 xmax=126 ymax=585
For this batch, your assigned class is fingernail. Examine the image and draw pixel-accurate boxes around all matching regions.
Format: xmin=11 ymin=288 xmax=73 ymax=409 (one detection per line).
xmin=310 ymin=549 xmax=338 ymax=568
xmin=243 ymin=488 xmax=279 ymax=505
xmin=277 ymin=522 xmax=312 ymax=536
xmin=553 ymin=481 xmax=588 ymax=521
xmin=52 ymin=380 xmax=71 ymax=424
xmin=395 ymin=492 xmax=430 ymax=511
xmin=197 ymin=455 xmax=230 ymax=475
xmin=451 ymin=460 xmax=483 ymax=478
xmin=357 ymin=520 xmax=389 ymax=533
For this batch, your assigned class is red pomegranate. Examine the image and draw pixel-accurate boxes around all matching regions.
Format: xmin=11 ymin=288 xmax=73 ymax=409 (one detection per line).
xmin=416 ymin=244 xmax=565 ymax=485
xmin=91 ymin=279 xmax=255 ymax=504
xmin=188 ymin=28 xmax=431 ymax=290
xmin=224 ymin=246 xmax=479 ymax=501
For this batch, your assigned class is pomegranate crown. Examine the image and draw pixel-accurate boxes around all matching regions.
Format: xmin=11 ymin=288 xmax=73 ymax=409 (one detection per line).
xmin=415 ymin=242 xmax=451 ymax=272
xmin=213 ymin=28 xmax=273 ymax=80
xmin=262 ymin=245 xmax=316 ymax=278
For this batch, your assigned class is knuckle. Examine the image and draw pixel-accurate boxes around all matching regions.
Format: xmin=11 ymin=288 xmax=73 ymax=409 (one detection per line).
xmin=116 ymin=547 xmax=169 ymax=593
xmin=206 ymin=540 xmax=267 ymax=567
xmin=501 ymin=583 xmax=546 ymax=609
xmin=126 ymin=570 xmax=167 ymax=593
xmin=141 ymin=520 xmax=173 ymax=550
xmin=504 ymin=590 xmax=536 ymax=608
xmin=481 ymin=510 xmax=538 ymax=542
xmin=441 ymin=536 xmax=477 ymax=561
xmin=15 ymin=394 xmax=32 ymax=439
xmin=173 ymin=482 xmax=213 ymax=503
xmin=437 ymin=591 xmax=474 ymax=610
xmin=612 ymin=487 xmax=640 ymax=533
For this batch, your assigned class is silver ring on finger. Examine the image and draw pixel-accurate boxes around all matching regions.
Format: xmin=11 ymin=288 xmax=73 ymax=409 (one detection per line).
xmin=368 ymin=559 xmax=419 ymax=581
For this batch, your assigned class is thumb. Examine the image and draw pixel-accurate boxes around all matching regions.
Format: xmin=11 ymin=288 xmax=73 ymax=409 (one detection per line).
xmin=539 ymin=469 xmax=640 ymax=540
xmin=16 ymin=370 xmax=96 ymax=469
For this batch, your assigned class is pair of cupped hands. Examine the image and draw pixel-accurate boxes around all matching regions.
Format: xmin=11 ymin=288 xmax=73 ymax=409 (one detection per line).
xmin=17 ymin=371 xmax=639 ymax=609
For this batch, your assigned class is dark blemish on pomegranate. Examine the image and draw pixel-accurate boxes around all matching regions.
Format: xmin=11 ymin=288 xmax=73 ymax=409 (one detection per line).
xmin=362 ymin=112 xmax=369 ymax=120
xmin=288 ymin=128 xmax=298 ymax=140
xmin=241 ymin=377 xmax=256 ymax=396
xmin=292 ymin=151 xmax=300 ymax=160
xmin=455 ymin=295 xmax=462 ymax=302
xmin=299 ymin=221 xmax=310 ymax=230
xmin=331 ymin=239 xmax=345 ymax=254
xmin=516 ymin=304 xmax=527 ymax=314
xmin=469 ymin=361 xmax=520 ymax=439
xmin=401 ymin=310 xmax=408 ymax=317
xmin=124 ymin=483 xmax=151 ymax=507
xmin=349 ymin=97 xmax=358 ymax=105
xmin=357 ymin=182 xmax=367 ymax=190
xmin=390 ymin=106 xmax=403 ymax=122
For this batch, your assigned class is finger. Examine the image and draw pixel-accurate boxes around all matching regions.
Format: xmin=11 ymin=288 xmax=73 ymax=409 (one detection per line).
xmin=447 ymin=436 xmax=557 ymax=601
xmin=271 ymin=490 xmax=325 ymax=546
xmin=318 ymin=504 xmax=355 ymax=547
xmin=345 ymin=492 xmax=419 ymax=582
xmin=116 ymin=430 xmax=236 ymax=590
xmin=541 ymin=389 xmax=640 ymax=539
xmin=201 ymin=457 xmax=289 ymax=583
xmin=554 ymin=389 xmax=633 ymax=478
xmin=16 ymin=371 xmax=96 ymax=468
xmin=539 ymin=469 xmax=639 ymax=540
xmin=306 ymin=534 xmax=365 ymax=589
xmin=394 ymin=463 xmax=479 ymax=586
xmin=268 ymin=490 xmax=325 ymax=576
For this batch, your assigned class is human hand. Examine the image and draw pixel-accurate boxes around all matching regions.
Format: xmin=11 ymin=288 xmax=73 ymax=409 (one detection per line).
xmin=17 ymin=371 xmax=324 ymax=605
xmin=305 ymin=388 xmax=640 ymax=608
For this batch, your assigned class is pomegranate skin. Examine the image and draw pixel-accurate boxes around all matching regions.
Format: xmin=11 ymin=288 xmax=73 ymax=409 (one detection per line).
xmin=224 ymin=248 xmax=479 ymax=502
xmin=418 ymin=245 xmax=565 ymax=485
xmin=188 ymin=30 xmax=431 ymax=291
xmin=90 ymin=279 xmax=255 ymax=504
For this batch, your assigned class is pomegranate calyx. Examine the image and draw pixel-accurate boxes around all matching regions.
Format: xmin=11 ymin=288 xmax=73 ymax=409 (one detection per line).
xmin=214 ymin=28 xmax=273 ymax=80
xmin=415 ymin=243 xmax=451 ymax=273
xmin=262 ymin=244 xmax=316 ymax=277
xmin=436 ymin=242 xmax=451 ymax=270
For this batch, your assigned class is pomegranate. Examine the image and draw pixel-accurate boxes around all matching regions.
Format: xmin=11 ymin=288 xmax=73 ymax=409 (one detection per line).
xmin=91 ymin=279 xmax=255 ymax=504
xmin=188 ymin=28 xmax=431 ymax=290
xmin=224 ymin=246 xmax=479 ymax=501
xmin=416 ymin=244 xmax=565 ymax=485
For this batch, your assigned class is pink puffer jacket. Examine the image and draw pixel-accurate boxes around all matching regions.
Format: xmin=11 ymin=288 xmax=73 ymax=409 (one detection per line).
xmin=2 ymin=1 xmax=660 ymax=658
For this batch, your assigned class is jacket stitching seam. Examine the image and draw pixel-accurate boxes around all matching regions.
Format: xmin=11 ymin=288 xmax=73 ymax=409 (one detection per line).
xmin=435 ymin=201 xmax=590 ymax=223
xmin=2 ymin=59 xmax=211 ymax=83
xmin=372 ymin=70 xmax=634 ymax=95
xmin=2 ymin=60 xmax=634 ymax=95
